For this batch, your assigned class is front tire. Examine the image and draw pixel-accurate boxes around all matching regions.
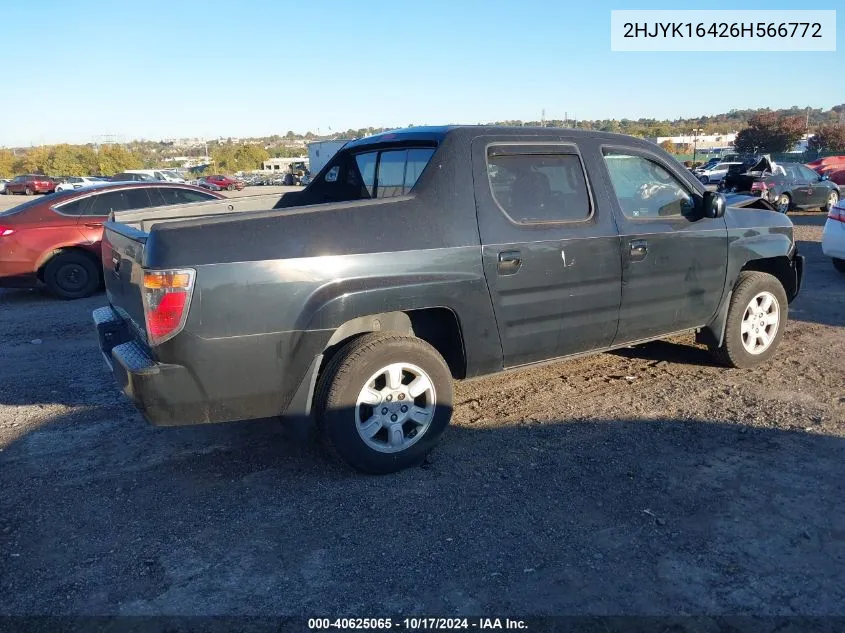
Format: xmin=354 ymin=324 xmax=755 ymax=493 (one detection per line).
xmin=24 ymin=187 xmax=33 ymax=196
xmin=709 ymin=271 xmax=788 ymax=369
xmin=315 ymin=333 xmax=454 ymax=474
xmin=227 ymin=184 xmax=234 ymax=191
xmin=43 ymin=251 xmax=101 ymax=299
xmin=822 ymin=190 xmax=839 ymax=213
xmin=833 ymin=258 xmax=845 ymax=274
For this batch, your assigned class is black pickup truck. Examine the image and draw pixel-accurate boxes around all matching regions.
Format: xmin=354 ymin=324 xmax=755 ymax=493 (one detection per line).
xmin=94 ymin=126 xmax=804 ymax=473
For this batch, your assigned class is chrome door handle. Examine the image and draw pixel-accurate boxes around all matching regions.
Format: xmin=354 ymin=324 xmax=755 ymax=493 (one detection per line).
xmin=629 ymin=239 xmax=648 ymax=262
xmin=497 ymin=250 xmax=522 ymax=275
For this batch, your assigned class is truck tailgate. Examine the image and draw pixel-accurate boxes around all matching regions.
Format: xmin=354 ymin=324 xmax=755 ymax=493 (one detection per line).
xmin=102 ymin=221 xmax=149 ymax=343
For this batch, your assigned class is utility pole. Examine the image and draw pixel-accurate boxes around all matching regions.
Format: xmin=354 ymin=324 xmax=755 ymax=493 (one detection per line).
xmin=541 ymin=109 xmax=545 ymax=127
xmin=691 ymin=127 xmax=704 ymax=164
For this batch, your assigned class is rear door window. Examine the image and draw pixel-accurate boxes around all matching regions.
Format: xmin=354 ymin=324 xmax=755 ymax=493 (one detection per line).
xmin=84 ymin=189 xmax=152 ymax=216
xmin=486 ymin=148 xmax=592 ymax=223
xmin=149 ymin=187 xmax=218 ymax=205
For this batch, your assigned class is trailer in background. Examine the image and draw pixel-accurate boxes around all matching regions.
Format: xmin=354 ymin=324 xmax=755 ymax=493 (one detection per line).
xmin=307 ymin=140 xmax=352 ymax=176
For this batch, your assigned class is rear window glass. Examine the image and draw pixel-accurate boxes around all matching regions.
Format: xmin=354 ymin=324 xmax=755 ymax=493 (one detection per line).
xmin=2 ymin=191 xmax=77 ymax=216
xmin=306 ymin=145 xmax=436 ymax=204
xmin=375 ymin=150 xmax=407 ymax=199
xmin=354 ymin=152 xmax=377 ymax=197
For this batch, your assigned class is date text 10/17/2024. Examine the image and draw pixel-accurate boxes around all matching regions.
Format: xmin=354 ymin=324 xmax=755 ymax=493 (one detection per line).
xmin=308 ymin=618 xmax=529 ymax=630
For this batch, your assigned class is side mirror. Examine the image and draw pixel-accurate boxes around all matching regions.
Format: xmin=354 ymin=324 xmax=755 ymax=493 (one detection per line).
xmin=820 ymin=173 xmax=830 ymax=181
xmin=702 ymin=191 xmax=726 ymax=218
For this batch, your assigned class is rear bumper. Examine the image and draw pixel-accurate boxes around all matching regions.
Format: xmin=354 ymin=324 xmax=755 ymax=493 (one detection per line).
xmin=93 ymin=306 xmax=322 ymax=427
xmin=93 ymin=306 xmax=213 ymax=426
xmin=822 ymin=220 xmax=845 ymax=260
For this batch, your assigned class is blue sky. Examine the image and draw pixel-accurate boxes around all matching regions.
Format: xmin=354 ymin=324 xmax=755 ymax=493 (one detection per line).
xmin=0 ymin=0 xmax=841 ymax=146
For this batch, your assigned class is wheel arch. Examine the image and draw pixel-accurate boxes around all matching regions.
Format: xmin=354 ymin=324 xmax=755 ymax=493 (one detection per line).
xmin=698 ymin=255 xmax=797 ymax=348
xmin=284 ymin=308 xmax=467 ymax=424
xmin=36 ymin=245 xmax=102 ymax=282
xmin=320 ymin=307 xmax=467 ymax=380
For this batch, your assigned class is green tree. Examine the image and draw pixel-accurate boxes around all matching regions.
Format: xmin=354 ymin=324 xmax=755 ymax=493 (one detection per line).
xmin=659 ymin=140 xmax=676 ymax=154
xmin=733 ymin=113 xmax=806 ymax=154
xmin=97 ymin=144 xmax=143 ymax=175
xmin=44 ymin=144 xmax=84 ymax=176
xmin=600 ymin=120 xmax=621 ymax=134
xmin=21 ymin=146 xmax=52 ymax=173
xmin=808 ymin=124 xmax=845 ymax=153
xmin=0 ymin=150 xmax=15 ymax=178
xmin=212 ymin=143 xmax=270 ymax=173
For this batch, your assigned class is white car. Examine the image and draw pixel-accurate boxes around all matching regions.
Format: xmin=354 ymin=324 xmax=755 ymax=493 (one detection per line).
xmin=822 ymin=199 xmax=845 ymax=273
xmin=0 ymin=179 xmax=8 ymax=193
xmin=54 ymin=176 xmax=103 ymax=192
xmin=696 ymin=162 xmax=744 ymax=185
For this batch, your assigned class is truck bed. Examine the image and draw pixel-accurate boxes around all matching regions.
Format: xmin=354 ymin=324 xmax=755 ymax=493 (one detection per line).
xmin=111 ymin=192 xmax=285 ymax=231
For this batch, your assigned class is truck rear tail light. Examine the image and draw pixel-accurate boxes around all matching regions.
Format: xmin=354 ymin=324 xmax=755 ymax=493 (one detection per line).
xmin=141 ymin=269 xmax=195 ymax=345
xmin=828 ymin=205 xmax=845 ymax=224
xmin=0 ymin=226 xmax=15 ymax=237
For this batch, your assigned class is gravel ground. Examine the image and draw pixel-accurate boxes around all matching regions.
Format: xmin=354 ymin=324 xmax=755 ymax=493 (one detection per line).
xmin=0 ymin=212 xmax=843 ymax=617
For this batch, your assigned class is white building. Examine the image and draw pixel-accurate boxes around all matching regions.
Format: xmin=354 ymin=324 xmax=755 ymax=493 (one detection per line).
xmin=262 ymin=156 xmax=309 ymax=172
xmin=653 ymin=132 xmax=738 ymax=152
xmin=307 ymin=140 xmax=352 ymax=175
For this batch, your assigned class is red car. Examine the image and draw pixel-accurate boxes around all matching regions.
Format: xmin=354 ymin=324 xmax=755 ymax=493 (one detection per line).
xmin=204 ymin=174 xmax=244 ymax=191
xmin=4 ymin=174 xmax=56 ymax=195
xmin=0 ymin=182 xmax=223 ymax=299
xmin=807 ymin=156 xmax=845 ymax=188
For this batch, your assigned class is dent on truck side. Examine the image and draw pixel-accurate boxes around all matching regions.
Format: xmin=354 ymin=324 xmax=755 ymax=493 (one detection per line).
xmin=700 ymin=207 xmax=797 ymax=346
xmin=148 ymin=133 xmax=503 ymax=422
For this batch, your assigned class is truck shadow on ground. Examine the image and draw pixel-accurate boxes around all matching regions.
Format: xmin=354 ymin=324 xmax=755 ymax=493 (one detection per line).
xmin=788 ymin=213 xmax=827 ymax=227
xmin=1 ymin=406 xmax=844 ymax=616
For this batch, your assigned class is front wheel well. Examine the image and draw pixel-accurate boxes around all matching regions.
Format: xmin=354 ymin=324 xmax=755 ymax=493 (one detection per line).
xmin=740 ymin=256 xmax=796 ymax=300
xmin=37 ymin=247 xmax=102 ymax=282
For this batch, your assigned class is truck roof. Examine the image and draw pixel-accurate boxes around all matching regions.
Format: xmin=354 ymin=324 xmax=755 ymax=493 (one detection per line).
xmin=345 ymin=125 xmax=657 ymax=150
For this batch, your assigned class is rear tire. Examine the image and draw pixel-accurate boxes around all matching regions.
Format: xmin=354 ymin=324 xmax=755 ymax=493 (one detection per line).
xmin=314 ymin=333 xmax=454 ymax=474
xmin=24 ymin=187 xmax=33 ymax=196
xmin=776 ymin=192 xmax=791 ymax=213
xmin=833 ymin=258 xmax=845 ymax=274
xmin=43 ymin=251 xmax=101 ymax=300
xmin=709 ymin=271 xmax=788 ymax=369
xmin=823 ymin=190 xmax=839 ymax=213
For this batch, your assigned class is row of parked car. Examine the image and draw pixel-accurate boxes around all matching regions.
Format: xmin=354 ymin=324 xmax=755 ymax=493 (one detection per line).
xmin=689 ymin=154 xmax=841 ymax=214
xmin=0 ymin=170 xmax=257 ymax=196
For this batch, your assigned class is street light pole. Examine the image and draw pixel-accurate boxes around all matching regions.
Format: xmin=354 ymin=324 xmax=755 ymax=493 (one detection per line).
xmin=692 ymin=127 xmax=703 ymax=164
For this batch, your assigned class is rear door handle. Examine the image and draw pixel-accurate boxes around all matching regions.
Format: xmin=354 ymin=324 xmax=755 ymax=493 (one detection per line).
xmin=497 ymin=250 xmax=522 ymax=275
xmin=629 ymin=239 xmax=648 ymax=262
xmin=84 ymin=222 xmax=103 ymax=228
